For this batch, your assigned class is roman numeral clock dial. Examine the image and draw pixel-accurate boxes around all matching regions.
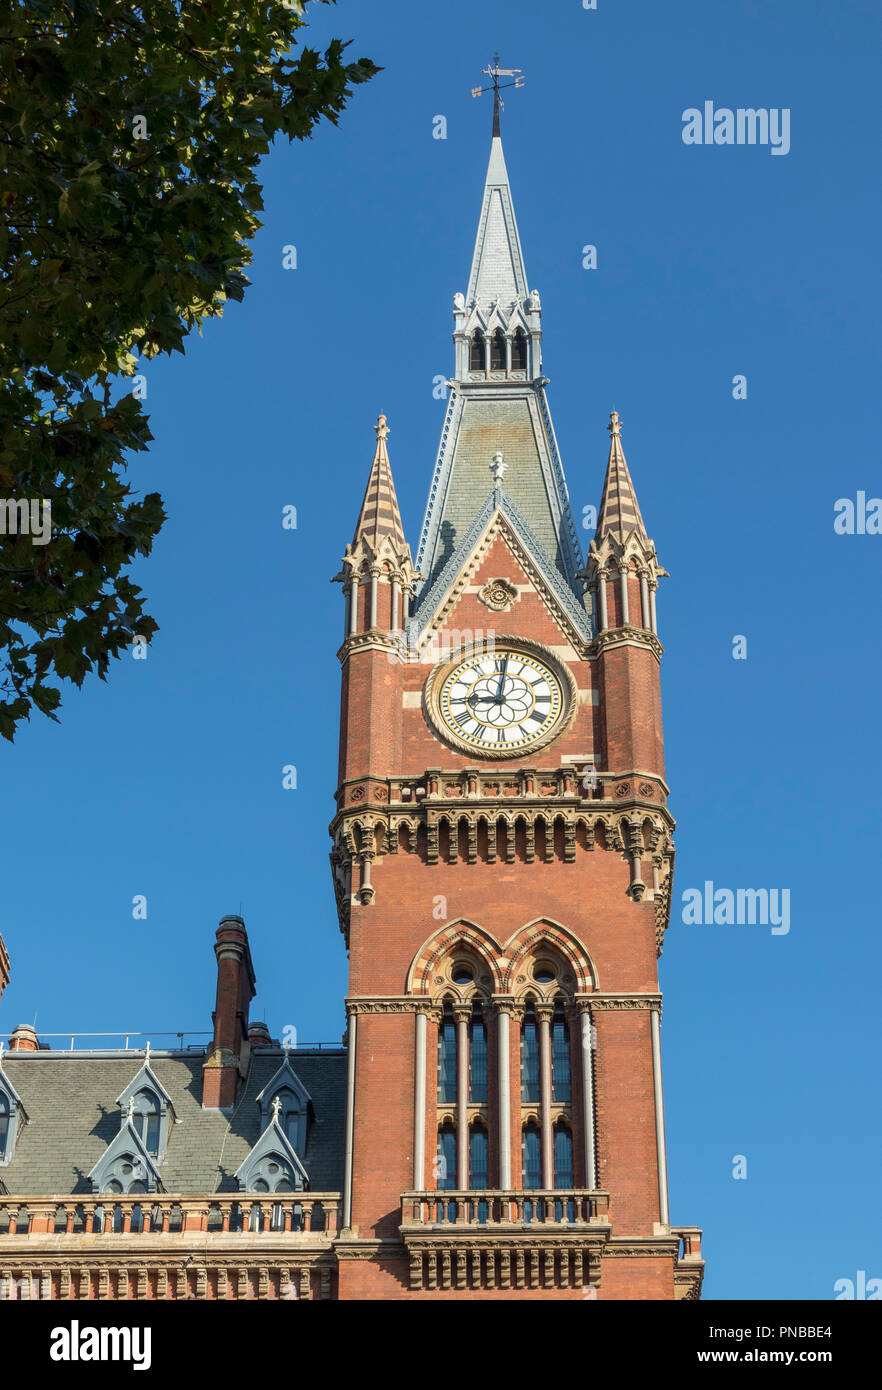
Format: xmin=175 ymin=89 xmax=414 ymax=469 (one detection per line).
xmin=427 ymin=644 xmax=575 ymax=758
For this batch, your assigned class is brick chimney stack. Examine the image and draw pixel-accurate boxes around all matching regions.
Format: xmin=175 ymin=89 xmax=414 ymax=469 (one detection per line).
xmin=202 ymin=915 xmax=256 ymax=1109
xmin=8 ymin=1023 xmax=39 ymax=1052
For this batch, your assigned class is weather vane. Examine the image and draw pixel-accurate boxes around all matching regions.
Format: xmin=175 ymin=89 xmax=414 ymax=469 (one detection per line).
xmin=472 ymin=54 xmax=525 ymax=135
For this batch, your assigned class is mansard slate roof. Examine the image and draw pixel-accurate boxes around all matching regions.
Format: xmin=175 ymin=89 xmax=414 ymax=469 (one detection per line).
xmin=0 ymin=1049 xmax=346 ymax=1195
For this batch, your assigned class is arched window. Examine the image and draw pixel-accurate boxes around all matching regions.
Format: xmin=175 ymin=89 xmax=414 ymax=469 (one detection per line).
xmin=522 ymin=1122 xmax=542 ymax=1191
xmin=553 ymin=1124 xmax=574 ymax=1188
xmin=551 ymin=1009 xmax=571 ymax=1102
xmin=469 ymin=330 xmax=485 ymax=371
xmin=521 ymin=1009 xmax=540 ymax=1102
xmin=0 ymin=1095 xmax=8 ymax=1155
xmin=512 ymin=326 xmax=528 ymax=371
xmin=553 ymin=1123 xmax=575 ymax=1220
xmin=437 ymin=1124 xmax=457 ymax=1192
xmin=437 ymin=1007 xmax=457 ymax=1103
xmin=469 ymin=1008 xmax=487 ymax=1103
xmin=469 ymin=1123 xmax=488 ymax=1189
xmin=469 ymin=1123 xmax=489 ymax=1224
xmin=269 ymin=1089 xmax=305 ymax=1153
xmin=491 ymin=328 xmax=506 ymax=369
xmin=131 ymin=1089 xmax=161 ymax=1156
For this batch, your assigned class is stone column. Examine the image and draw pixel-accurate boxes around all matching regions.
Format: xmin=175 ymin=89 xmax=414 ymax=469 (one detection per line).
xmin=342 ymin=1010 xmax=357 ymax=1231
xmin=536 ymin=1003 xmax=555 ymax=1189
xmin=413 ymin=1009 xmax=427 ymax=1190
xmin=453 ymin=1006 xmax=471 ymax=1191
xmin=391 ymin=579 xmax=401 ymax=632
xmin=368 ymin=566 xmax=380 ymax=631
xmin=495 ymin=1000 xmax=512 ymax=1190
xmin=619 ymin=566 xmax=630 ymax=626
xmin=577 ymin=1003 xmax=596 ymax=1189
xmin=348 ymin=576 xmax=359 ymax=636
xmin=650 ymin=1006 xmax=670 ymax=1226
xmin=649 ymin=579 xmax=658 ymax=635
xmin=597 ymin=572 xmax=608 ymax=632
xmin=639 ymin=570 xmax=650 ymax=629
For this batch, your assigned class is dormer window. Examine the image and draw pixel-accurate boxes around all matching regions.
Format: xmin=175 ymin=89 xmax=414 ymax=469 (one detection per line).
xmin=131 ymin=1088 xmax=161 ymax=1156
xmin=512 ymin=327 xmax=528 ymax=371
xmin=88 ymin=1124 xmax=162 ymax=1194
xmin=116 ymin=1052 xmax=174 ymax=1162
xmin=0 ymin=1060 xmax=26 ymax=1164
xmin=256 ymin=1058 xmax=312 ymax=1156
xmin=490 ymin=328 xmax=506 ymax=370
xmin=271 ymin=1089 xmax=305 ymax=1154
xmin=235 ymin=1105 xmax=309 ymax=1194
xmin=469 ymin=330 xmax=485 ymax=372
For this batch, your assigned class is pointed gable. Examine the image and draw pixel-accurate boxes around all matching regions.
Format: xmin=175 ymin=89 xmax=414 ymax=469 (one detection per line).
xmin=116 ymin=1054 xmax=175 ymax=1121
xmin=234 ymin=1116 xmax=309 ymax=1193
xmin=88 ymin=1119 xmax=162 ymax=1194
xmin=255 ymin=1054 xmax=312 ymax=1116
xmin=415 ymin=489 xmax=593 ymax=647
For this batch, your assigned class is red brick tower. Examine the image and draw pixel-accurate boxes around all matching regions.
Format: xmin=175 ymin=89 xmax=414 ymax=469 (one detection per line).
xmin=330 ymin=100 xmax=703 ymax=1301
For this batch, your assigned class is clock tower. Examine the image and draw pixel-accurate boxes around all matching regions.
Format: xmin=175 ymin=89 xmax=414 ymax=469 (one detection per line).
xmin=329 ymin=94 xmax=704 ymax=1301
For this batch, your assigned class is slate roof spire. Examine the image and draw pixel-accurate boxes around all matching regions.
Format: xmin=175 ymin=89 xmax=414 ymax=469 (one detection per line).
xmin=413 ymin=106 xmax=584 ymax=605
xmin=465 ymin=119 xmax=529 ymax=314
xmin=596 ymin=411 xmax=647 ymax=543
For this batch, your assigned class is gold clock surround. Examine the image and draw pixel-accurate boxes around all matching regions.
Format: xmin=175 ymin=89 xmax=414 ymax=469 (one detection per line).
xmin=423 ymin=635 xmax=578 ymax=759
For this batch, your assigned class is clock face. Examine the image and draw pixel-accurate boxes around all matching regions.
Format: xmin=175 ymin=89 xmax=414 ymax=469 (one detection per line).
xmin=434 ymin=648 xmax=567 ymax=754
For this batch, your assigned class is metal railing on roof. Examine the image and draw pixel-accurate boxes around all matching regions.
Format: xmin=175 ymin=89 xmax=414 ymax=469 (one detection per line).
xmin=11 ymin=1032 xmax=342 ymax=1053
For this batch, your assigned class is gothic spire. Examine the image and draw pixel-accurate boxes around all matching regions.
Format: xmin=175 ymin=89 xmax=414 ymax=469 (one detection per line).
xmin=465 ymin=124 xmax=529 ymax=313
xmin=413 ymin=106 xmax=583 ymax=607
xmin=596 ymin=411 xmax=647 ymax=544
xmin=350 ymin=414 xmax=407 ymax=553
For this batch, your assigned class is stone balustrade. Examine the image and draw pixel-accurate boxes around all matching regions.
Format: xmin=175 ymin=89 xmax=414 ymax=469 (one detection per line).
xmin=0 ymin=1192 xmax=341 ymax=1238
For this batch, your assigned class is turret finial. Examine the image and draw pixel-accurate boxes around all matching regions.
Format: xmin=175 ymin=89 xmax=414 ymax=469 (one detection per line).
xmin=271 ymin=1094 xmax=283 ymax=1123
xmin=607 ymin=410 xmax=623 ymax=439
xmin=490 ymin=450 xmax=507 ymax=484
xmin=374 ymin=414 xmax=389 ymax=441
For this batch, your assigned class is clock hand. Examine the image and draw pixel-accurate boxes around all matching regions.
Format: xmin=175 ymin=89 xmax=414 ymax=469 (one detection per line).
xmin=495 ymin=655 xmax=509 ymax=702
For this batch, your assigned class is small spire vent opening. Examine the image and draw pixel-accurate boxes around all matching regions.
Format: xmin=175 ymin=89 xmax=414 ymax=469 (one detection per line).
xmin=512 ymin=327 xmax=528 ymax=371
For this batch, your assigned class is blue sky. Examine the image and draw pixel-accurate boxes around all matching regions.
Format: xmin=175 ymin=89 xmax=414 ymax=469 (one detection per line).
xmin=4 ymin=0 xmax=880 ymax=1299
